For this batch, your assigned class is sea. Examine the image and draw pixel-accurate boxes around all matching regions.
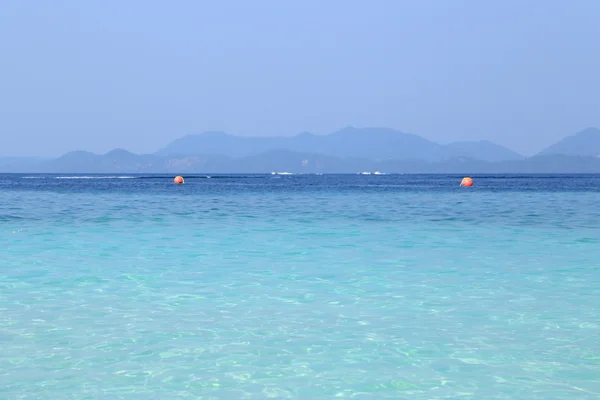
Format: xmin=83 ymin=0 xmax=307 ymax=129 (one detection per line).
xmin=1 ymin=173 xmax=599 ymax=399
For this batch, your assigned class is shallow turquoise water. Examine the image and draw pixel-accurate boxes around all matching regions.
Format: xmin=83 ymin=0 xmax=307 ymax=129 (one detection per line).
xmin=1 ymin=174 xmax=600 ymax=399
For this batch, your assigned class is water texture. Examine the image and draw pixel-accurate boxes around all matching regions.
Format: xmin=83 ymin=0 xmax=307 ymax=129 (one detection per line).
xmin=1 ymin=174 xmax=599 ymax=399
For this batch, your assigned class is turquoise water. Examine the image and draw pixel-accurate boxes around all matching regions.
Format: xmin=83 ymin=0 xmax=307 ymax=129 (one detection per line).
xmin=2 ymin=174 xmax=600 ymax=399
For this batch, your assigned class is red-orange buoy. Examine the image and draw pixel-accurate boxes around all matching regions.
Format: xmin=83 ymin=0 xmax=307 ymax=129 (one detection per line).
xmin=460 ymin=177 xmax=473 ymax=187
xmin=174 ymin=176 xmax=184 ymax=185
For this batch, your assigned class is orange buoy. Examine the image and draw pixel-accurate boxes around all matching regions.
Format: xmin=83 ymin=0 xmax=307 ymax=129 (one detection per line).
xmin=174 ymin=176 xmax=184 ymax=185
xmin=460 ymin=177 xmax=473 ymax=187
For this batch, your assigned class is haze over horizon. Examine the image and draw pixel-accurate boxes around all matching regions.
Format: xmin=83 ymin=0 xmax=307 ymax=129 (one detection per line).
xmin=2 ymin=0 xmax=599 ymax=157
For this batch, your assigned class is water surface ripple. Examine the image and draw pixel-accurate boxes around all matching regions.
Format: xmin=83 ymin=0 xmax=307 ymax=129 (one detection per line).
xmin=1 ymin=174 xmax=599 ymax=399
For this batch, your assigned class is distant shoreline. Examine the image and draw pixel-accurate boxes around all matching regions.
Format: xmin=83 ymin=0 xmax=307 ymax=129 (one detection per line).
xmin=5 ymin=172 xmax=600 ymax=176
xmin=2 ymin=127 xmax=600 ymax=174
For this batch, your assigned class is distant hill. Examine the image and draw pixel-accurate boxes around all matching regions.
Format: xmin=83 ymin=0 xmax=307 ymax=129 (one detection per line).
xmin=537 ymin=127 xmax=600 ymax=157
xmin=156 ymin=127 xmax=524 ymax=163
xmin=37 ymin=149 xmax=165 ymax=173
xmin=27 ymin=149 xmax=368 ymax=174
xmin=3 ymin=126 xmax=600 ymax=174
xmin=3 ymin=149 xmax=600 ymax=174
xmin=36 ymin=149 xmax=229 ymax=174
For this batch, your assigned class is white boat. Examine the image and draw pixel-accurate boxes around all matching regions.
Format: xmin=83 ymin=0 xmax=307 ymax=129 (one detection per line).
xmin=358 ymin=170 xmax=385 ymax=175
xmin=271 ymin=171 xmax=293 ymax=175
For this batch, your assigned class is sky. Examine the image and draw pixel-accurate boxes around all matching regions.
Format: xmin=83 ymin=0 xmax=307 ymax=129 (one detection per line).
xmin=1 ymin=0 xmax=599 ymax=157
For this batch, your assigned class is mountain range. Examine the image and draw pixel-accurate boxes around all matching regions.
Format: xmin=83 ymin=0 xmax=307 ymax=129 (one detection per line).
xmin=156 ymin=127 xmax=525 ymax=162
xmin=2 ymin=127 xmax=600 ymax=173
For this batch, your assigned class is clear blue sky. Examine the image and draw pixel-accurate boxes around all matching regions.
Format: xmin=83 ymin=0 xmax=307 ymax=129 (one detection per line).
xmin=1 ymin=0 xmax=599 ymax=157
